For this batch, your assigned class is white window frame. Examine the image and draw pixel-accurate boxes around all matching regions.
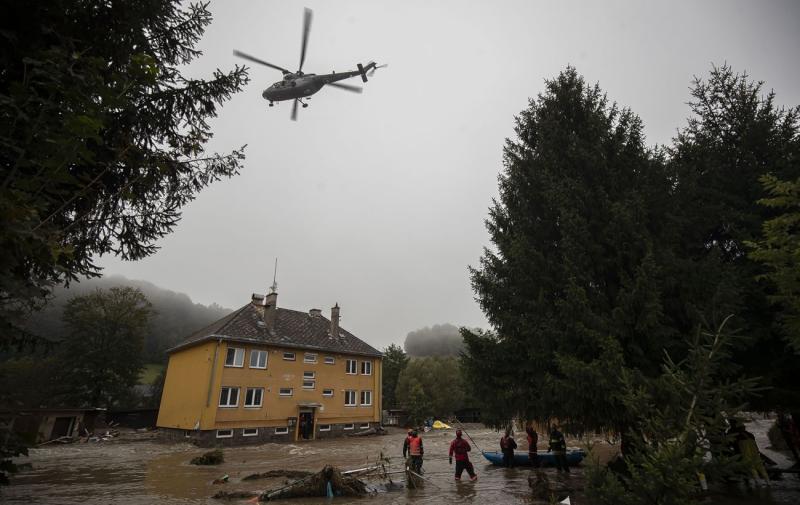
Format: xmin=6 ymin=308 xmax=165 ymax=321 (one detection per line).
xmin=360 ymin=390 xmax=372 ymax=406
xmin=360 ymin=360 xmax=372 ymax=375
xmin=360 ymin=423 xmax=370 ymax=429
xmin=219 ymin=387 xmax=239 ymax=407
xmin=279 ymin=388 xmax=293 ymax=397
xmin=283 ymin=352 xmax=296 ymax=361
xmin=319 ymin=424 xmax=331 ymax=432
xmin=225 ymin=347 xmax=245 ymax=368
xmin=345 ymin=359 xmax=357 ymax=375
xmin=344 ymin=390 xmax=356 ymax=406
xmin=343 ymin=423 xmax=354 ymax=430
xmin=242 ymin=428 xmax=259 ymax=437
xmin=304 ymin=353 xmax=317 ymax=363
xmin=244 ymin=387 xmax=264 ymax=408
xmin=324 ymin=356 xmax=335 ymax=365
xmin=303 ymin=380 xmax=315 ymax=389
xmin=322 ymin=388 xmax=334 ymax=397
xmin=303 ymin=371 xmax=316 ymax=379
xmin=216 ymin=429 xmax=233 ymax=438
xmin=249 ymin=350 xmax=268 ymax=369
xmin=275 ymin=426 xmax=289 ymax=435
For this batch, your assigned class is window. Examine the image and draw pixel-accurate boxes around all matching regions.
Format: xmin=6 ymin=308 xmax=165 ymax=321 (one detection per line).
xmin=360 ymin=390 xmax=372 ymax=406
xmin=322 ymin=389 xmax=334 ymax=397
xmin=283 ymin=352 xmax=296 ymax=361
xmin=216 ymin=429 xmax=233 ymax=438
xmin=279 ymin=388 xmax=293 ymax=396
xmin=183 ymin=430 xmax=192 ymax=438
xmin=250 ymin=350 xmax=268 ymax=369
xmin=343 ymin=423 xmax=354 ymax=430
xmin=225 ymin=347 xmax=244 ymax=367
xmin=346 ymin=359 xmax=357 ymax=374
xmin=360 ymin=423 xmax=370 ymax=429
xmin=242 ymin=428 xmax=259 ymax=437
xmin=361 ymin=361 xmax=372 ymax=375
xmin=302 ymin=380 xmax=315 ymax=389
xmin=344 ymin=390 xmax=356 ymax=406
xmin=319 ymin=424 xmax=331 ymax=432
xmin=304 ymin=353 xmax=317 ymax=363
xmin=244 ymin=387 xmax=264 ymax=408
xmin=219 ymin=387 xmax=239 ymax=407
xmin=324 ymin=356 xmax=335 ymax=365
xmin=303 ymin=371 xmax=316 ymax=379
xmin=275 ymin=427 xmax=289 ymax=435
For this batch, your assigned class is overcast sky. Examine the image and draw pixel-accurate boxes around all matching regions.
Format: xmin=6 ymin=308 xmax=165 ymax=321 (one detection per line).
xmin=97 ymin=0 xmax=800 ymax=349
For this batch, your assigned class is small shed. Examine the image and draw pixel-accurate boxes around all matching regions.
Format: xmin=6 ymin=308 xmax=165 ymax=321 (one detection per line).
xmin=2 ymin=408 xmax=105 ymax=445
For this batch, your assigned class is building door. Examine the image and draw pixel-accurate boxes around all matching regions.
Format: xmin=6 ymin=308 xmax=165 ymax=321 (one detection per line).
xmin=51 ymin=416 xmax=75 ymax=439
xmin=298 ymin=411 xmax=314 ymax=440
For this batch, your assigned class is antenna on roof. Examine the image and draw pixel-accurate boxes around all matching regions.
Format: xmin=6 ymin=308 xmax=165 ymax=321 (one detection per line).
xmin=270 ymin=257 xmax=278 ymax=294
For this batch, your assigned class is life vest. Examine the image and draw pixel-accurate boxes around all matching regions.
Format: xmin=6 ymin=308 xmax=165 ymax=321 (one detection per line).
xmin=409 ymin=436 xmax=422 ymax=456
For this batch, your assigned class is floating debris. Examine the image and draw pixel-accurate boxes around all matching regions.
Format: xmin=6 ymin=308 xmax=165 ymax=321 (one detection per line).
xmin=191 ymin=449 xmax=224 ymax=465
xmin=242 ymin=469 xmax=313 ymax=481
xmin=212 ymin=490 xmax=259 ymax=500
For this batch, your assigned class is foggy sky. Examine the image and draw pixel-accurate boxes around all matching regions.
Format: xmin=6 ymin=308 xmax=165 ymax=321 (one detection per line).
xmin=97 ymin=0 xmax=800 ymax=349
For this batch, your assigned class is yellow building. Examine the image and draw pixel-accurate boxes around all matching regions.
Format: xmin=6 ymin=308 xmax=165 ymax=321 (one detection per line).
xmin=157 ymin=291 xmax=382 ymax=445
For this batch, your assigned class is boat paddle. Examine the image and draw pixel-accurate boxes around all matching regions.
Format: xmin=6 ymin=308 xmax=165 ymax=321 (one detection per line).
xmin=452 ymin=417 xmax=485 ymax=455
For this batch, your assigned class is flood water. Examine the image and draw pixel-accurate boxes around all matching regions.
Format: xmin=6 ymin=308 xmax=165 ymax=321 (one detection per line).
xmin=5 ymin=422 xmax=799 ymax=505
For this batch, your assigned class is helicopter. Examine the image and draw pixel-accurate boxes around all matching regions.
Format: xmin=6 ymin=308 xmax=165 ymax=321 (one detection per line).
xmin=233 ymin=8 xmax=385 ymax=120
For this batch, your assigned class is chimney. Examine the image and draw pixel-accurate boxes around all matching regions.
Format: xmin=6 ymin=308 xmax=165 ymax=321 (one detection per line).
xmin=330 ymin=303 xmax=340 ymax=337
xmin=263 ymin=291 xmax=278 ymax=330
xmin=309 ymin=308 xmax=322 ymax=317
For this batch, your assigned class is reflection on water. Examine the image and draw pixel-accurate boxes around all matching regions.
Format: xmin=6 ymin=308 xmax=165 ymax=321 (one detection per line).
xmin=5 ymin=425 xmax=799 ymax=505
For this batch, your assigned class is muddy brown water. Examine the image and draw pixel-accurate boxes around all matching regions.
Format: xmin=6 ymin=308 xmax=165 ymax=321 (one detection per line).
xmin=5 ymin=423 xmax=799 ymax=505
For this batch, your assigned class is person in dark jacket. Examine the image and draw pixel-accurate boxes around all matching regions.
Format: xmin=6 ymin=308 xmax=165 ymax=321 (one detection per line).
xmin=548 ymin=425 xmax=569 ymax=473
xmin=500 ymin=428 xmax=518 ymax=467
xmin=526 ymin=424 xmax=540 ymax=467
xmin=449 ymin=429 xmax=477 ymax=481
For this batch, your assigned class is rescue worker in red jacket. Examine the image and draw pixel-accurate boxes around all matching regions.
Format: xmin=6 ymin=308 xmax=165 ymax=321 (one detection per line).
xmin=403 ymin=430 xmax=424 ymax=474
xmin=449 ymin=429 xmax=477 ymax=481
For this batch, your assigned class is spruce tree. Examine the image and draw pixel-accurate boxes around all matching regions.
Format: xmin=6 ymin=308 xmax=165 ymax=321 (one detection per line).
xmin=462 ymin=67 xmax=674 ymax=431
xmin=669 ymin=65 xmax=800 ymax=409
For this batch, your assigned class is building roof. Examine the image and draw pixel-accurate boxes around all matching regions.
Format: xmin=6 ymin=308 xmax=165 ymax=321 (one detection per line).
xmin=168 ymin=302 xmax=382 ymax=357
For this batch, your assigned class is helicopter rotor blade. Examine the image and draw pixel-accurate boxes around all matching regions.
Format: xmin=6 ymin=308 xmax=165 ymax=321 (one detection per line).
xmin=291 ymin=99 xmax=299 ymax=121
xmin=328 ymin=82 xmax=363 ymax=93
xmin=367 ymin=64 xmax=388 ymax=77
xmin=298 ymin=8 xmax=313 ymax=73
xmin=233 ymin=50 xmax=290 ymax=74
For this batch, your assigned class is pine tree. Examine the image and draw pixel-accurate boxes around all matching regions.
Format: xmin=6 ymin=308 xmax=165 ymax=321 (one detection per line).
xmin=0 ymin=1 xmax=249 ymax=347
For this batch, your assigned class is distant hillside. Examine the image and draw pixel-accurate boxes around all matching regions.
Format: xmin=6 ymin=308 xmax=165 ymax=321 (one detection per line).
xmin=24 ymin=275 xmax=231 ymax=362
xmin=404 ymin=323 xmax=465 ymax=357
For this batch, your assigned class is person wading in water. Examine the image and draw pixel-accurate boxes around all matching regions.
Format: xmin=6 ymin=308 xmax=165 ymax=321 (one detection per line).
xmin=500 ymin=428 xmax=518 ymax=467
xmin=449 ymin=429 xmax=477 ymax=481
xmin=403 ymin=429 xmax=424 ymax=474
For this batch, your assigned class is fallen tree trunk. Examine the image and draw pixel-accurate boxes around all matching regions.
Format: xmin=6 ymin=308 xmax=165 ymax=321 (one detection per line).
xmin=259 ymin=465 xmax=368 ymax=501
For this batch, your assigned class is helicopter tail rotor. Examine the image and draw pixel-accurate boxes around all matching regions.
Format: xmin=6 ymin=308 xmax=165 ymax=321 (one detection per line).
xmin=357 ymin=62 xmax=380 ymax=82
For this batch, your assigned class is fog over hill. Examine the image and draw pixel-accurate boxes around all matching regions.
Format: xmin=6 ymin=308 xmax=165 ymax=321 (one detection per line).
xmin=404 ymin=323 xmax=465 ymax=357
xmin=24 ymin=275 xmax=231 ymax=362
